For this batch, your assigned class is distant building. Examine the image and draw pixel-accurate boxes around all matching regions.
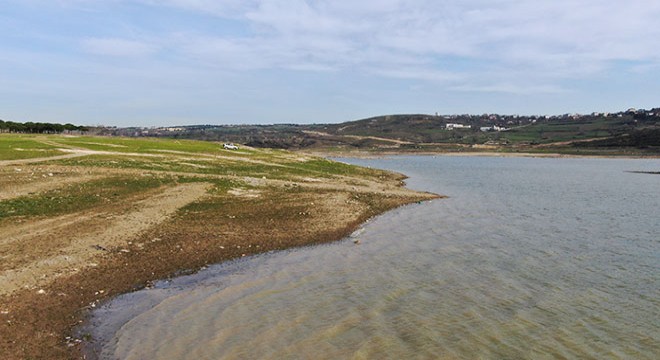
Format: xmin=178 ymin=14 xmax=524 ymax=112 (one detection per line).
xmin=446 ymin=123 xmax=471 ymax=130
xmin=480 ymin=126 xmax=507 ymax=132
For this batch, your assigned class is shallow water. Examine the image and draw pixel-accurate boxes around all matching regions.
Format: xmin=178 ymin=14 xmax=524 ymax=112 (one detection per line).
xmin=85 ymin=156 xmax=660 ymax=359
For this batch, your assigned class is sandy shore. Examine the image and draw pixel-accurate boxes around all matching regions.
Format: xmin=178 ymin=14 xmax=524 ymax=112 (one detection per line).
xmin=0 ymin=157 xmax=438 ymax=359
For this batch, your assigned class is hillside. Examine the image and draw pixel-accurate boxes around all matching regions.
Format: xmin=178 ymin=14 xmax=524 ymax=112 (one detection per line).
xmin=93 ymin=108 xmax=660 ymax=155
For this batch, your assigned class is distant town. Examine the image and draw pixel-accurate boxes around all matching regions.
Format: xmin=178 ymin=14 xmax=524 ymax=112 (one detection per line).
xmin=92 ymin=107 xmax=659 ymax=137
xmin=2 ymin=107 xmax=659 ymax=155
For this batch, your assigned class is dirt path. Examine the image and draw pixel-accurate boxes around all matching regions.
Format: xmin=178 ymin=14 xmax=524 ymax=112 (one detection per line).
xmin=535 ymin=137 xmax=612 ymax=147
xmin=302 ymin=130 xmax=414 ymax=145
xmin=153 ymin=149 xmax=294 ymax=167
xmin=0 ymin=174 xmax=104 ymax=201
xmin=0 ymin=182 xmax=211 ymax=296
xmin=34 ymin=138 xmax=86 ymax=150
xmin=0 ymin=212 xmax=99 ymax=248
xmin=0 ymin=146 xmax=296 ymax=169
xmin=0 ymin=153 xmax=91 ymax=166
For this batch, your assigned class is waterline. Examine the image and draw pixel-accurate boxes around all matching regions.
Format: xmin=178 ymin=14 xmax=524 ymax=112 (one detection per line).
xmin=85 ymin=156 xmax=660 ymax=359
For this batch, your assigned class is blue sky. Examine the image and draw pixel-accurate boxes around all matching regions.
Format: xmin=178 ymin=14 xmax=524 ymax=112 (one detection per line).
xmin=2 ymin=0 xmax=659 ymax=127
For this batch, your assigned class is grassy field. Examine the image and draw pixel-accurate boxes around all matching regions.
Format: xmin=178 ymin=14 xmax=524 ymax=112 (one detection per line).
xmin=0 ymin=135 xmax=66 ymax=160
xmin=500 ymin=117 xmax=623 ymax=143
xmin=0 ymin=133 xmax=436 ymax=360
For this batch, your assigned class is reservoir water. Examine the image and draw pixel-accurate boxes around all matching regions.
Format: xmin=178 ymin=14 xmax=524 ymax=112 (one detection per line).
xmin=86 ymin=156 xmax=659 ymax=359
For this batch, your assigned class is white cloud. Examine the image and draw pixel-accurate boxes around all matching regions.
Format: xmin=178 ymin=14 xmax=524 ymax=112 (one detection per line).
xmin=59 ymin=0 xmax=660 ymax=84
xmin=81 ymin=37 xmax=158 ymax=57
xmin=169 ymin=1 xmax=657 ymax=79
xmin=139 ymin=0 xmax=258 ymax=17
xmin=5 ymin=0 xmax=660 ymax=125
xmin=371 ymin=67 xmax=463 ymax=82
xmin=451 ymin=83 xmax=569 ymax=95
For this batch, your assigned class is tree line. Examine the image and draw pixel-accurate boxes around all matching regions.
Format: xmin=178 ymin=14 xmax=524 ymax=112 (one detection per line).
xmin=0 ymin=119 xmax=87 ymax=134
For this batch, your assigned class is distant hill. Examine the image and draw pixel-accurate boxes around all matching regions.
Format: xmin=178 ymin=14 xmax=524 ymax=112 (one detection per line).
xmin=93 ymin=108 xmax=660 ymax=154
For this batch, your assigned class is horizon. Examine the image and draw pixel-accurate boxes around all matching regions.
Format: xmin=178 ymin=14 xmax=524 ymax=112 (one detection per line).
xmin=2 ymin=106 xmax=657 ymax=128
xmin=2 ymin=1 xmax=660 ymax=127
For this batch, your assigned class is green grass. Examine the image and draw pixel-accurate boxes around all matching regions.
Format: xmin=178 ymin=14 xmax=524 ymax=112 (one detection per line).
xmin=52 ymin=154 xmax=275 ymax=176
xmin=52 ymin=135 xmax=261 ymax=157
xmin=51 ymin=154 xmax=392 ymax=181
xmin=0 ymin=176 xmax=175 ymax=219
xmin=2 ymin=133 xmax=400 ymax=185
xmin=44 ymin=135 xmax=329 ymax=166
xmin=501 ymin=118 xmax=627 ymax=144
xmin=0 ymin=134 xmax=65 ymax=160
xmin=285 ymin=158 xmax=391 ymax=177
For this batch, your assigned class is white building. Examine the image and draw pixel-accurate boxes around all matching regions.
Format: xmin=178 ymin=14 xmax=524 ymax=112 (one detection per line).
xmin=446 ymin=123 xmax=470 ymax=130
xmin=480 ymin=126 xmax=507 ymax=132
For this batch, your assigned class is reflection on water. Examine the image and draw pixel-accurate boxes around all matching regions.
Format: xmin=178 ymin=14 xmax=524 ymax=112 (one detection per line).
xmin=86 ymin=156 xmax=660 ymax=359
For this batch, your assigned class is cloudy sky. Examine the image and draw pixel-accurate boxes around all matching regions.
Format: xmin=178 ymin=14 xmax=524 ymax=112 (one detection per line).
xmin=2 ymin=0 xmax=659 ymax=126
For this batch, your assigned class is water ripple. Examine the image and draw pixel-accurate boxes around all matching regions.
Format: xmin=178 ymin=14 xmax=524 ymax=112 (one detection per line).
xmin=87 ymin=156 xmax=660 ymax=359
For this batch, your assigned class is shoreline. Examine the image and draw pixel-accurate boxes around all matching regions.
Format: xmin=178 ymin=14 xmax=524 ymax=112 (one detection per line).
xmin=0 ymin=154 xmax=439 ymax=359
xmin=76 ymin=197 xmax=435 ymax=359
xmin=302 ymin=149 xmax=660 ymax=160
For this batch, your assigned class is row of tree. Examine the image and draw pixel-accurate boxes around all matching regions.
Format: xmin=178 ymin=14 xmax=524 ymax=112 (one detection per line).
xmin=0 ymin=120 xmax=87 ymax=134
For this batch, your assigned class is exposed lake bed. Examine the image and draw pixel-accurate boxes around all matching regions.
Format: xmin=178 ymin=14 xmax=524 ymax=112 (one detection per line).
xmin=0 ymin=135 xmax=435 ymax=359
xmin=84 ymin=156 xmax=659 ymax=359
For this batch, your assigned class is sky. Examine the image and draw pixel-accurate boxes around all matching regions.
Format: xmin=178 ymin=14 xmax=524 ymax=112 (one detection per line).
xmin=1 ymin=0 xmax=660 ymax=127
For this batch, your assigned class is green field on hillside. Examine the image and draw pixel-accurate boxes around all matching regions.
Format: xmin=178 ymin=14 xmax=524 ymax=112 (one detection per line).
xmin=1 ymin=134 xmax=396 ymax=182
xmin=0 ymin=135 xmax=65 ymax=160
